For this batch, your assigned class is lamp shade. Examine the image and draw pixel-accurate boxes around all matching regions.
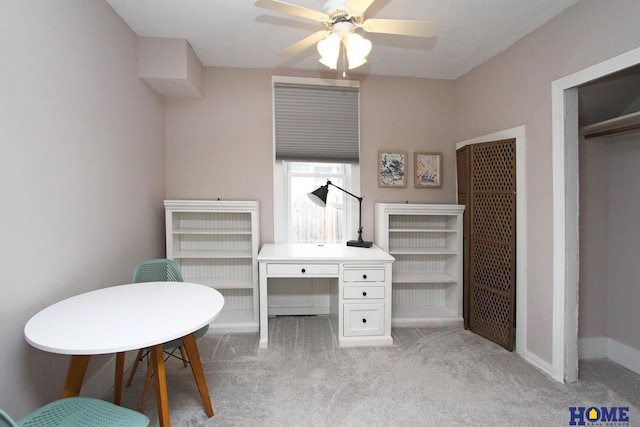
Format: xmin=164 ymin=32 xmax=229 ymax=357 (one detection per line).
xmin=345 ymin=33 xmax=372 ymax=57
xmin=345 ymin=33 xmax=372 ymax=70
xmin=307 ymin=184 xmax=329 ymax=207
xmin=317 ymin=34 xmax=340 ymax=69
xmin=346 ymin=51 xmax=368 ymax=69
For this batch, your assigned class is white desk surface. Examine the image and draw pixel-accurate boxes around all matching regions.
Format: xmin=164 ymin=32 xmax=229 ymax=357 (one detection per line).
xmin=24 ymin=282 xmax=224 ymax=355
xmin=257 ymin=243 xmax=395 ymax=262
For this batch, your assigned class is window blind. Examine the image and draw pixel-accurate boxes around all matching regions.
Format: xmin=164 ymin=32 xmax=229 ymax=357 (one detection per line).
xmin=273 ymin=82 xmax=360 ymax=163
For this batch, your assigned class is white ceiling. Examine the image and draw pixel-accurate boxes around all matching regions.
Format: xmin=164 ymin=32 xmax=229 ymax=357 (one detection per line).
xmin=105 ymin=0 xmax=579 ymax=80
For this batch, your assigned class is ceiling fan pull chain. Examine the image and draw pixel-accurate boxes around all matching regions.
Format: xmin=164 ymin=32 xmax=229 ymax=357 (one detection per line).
xmin=342 ymin=43 xmax=347 ymax=78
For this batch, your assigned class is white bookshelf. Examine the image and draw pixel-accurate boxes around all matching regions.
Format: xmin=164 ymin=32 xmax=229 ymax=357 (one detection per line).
xmin=374 ymin=203 xmax=465 ymax=327
xmin=164 ymin=200 xmax=260 ymax=333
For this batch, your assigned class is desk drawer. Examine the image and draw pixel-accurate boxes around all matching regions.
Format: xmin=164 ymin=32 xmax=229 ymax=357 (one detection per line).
xmin=344 ymin=303 xmax=384 ymax=336
xmin=343 ymin=286 xmax=385 ymax=300
xmin=266 ymin=263 xmax=338 ymax=277
xmin=343 ymin=269 xmax=385 ymax=283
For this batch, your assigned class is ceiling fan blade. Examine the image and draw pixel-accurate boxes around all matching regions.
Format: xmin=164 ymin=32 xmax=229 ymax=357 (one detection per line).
xmin=362 ymin=19 xmax=439 ymax=38
xmin=255 ymin=0 xmax=328 ymax=22
xmin=345 ymin=0 xmax=376 ymax=15
xmin=278 ymin=30 xmax=331 ymax=57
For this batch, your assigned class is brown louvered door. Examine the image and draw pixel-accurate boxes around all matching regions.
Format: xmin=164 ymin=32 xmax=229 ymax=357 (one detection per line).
xmin=468 ymin=139 xmax=516 ymax=351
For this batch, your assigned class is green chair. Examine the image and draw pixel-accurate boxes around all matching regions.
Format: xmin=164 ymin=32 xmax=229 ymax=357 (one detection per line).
xmin=125 ymin=259 xmax=210 ymax=410
xmin=0 ymin=397 xmax=148 ymax=427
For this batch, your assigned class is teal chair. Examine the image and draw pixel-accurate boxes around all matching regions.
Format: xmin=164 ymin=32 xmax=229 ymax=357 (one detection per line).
xmin=125 ymin=259 xmax=210 ymax=410
xmin=0 ymin=397 xmax=148 ymax=427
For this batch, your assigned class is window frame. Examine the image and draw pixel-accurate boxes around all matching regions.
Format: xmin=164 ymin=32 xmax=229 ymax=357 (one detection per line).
xmin=271 ymin=76 xmax=362 ymax=244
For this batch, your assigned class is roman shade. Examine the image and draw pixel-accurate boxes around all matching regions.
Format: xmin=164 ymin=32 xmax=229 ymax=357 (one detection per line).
xmin=273 ymin=82 xmax=360 ymax=163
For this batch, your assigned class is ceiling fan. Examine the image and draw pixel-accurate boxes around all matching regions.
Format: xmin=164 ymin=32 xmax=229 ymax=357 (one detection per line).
xmin=255 ymin=0 xmax=438 ymax=71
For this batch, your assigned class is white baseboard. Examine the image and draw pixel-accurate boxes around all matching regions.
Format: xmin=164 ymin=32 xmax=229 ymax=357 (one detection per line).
xmin=579 ymin=336 xmax=640 ymax=376
xmin=521 ymin=347 xmax=556 ymax=380
xmin=578 ymin=337 xmax=608 ymax=359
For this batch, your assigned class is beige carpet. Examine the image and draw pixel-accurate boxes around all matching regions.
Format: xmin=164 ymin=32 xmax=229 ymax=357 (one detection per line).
xmin=116 ymin=316 xmax=640 ymax=426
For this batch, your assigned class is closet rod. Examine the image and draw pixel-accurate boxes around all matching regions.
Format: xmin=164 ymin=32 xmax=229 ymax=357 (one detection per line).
xmin=584 ymin=123 xmax=640 ymax=139
xmin=581 ymin=110 xmax=640 ymax=139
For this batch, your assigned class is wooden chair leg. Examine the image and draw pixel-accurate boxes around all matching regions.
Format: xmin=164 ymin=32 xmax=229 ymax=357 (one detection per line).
xmin=179 ymin=346 xmax=189 ymax=367
xmin=126 ymin=348 xmax=145 ymax=387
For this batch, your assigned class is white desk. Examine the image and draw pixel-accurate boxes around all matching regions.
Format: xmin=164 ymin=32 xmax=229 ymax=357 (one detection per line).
xmin=24 ymin=282 xmax=224 ymax=427
xmin=257 ymin=243 xmax=395 ymax=349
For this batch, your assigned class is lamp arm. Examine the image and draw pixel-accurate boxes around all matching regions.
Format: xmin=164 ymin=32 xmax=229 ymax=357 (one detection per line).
xmin=326 ymin=180 xmax=365 ymax=243
xmin=326 ymin=180 xmax=362 ymax=202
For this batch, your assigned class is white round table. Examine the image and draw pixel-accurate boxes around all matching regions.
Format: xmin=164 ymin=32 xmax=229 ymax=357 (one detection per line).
xmin=24 ymin=282 xmax=224 ymax=427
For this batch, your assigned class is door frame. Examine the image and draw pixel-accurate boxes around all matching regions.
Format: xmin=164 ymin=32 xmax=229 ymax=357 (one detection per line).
xmin=456 ymin=126 xmax=528 ymax=358
xmin=552 ymin=46 xmax=640 ymax=383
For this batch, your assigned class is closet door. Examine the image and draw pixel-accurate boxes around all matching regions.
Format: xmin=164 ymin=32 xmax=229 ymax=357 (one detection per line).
xmin=462 ymin=139 xmax=516 ymax=351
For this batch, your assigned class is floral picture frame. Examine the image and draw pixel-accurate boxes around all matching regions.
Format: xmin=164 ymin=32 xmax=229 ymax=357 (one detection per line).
xmin=414 ymin=152 xmax=442 ymax=188
xmin=378 ymin=151 xmax=407 ymax=188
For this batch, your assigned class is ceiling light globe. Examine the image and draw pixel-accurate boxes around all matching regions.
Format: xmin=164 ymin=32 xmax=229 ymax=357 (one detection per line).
xmin=317 ymin=34 xmax=340 ymax=69
xmin=345 ymin=33 xmax=372 ymax=57
xmin=347 ymin=52 xmax=367 ymax=70
xmin=345 ymin=33 xmax=372 ymax=70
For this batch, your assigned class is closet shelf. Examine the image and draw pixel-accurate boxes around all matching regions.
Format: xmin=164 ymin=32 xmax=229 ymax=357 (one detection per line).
xmin=580 ymin=110 xmax=640 ymax=139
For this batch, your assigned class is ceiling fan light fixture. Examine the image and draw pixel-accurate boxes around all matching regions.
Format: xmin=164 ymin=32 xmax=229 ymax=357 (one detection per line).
xmin=346 ymin=51 xmax=367 ymax=69
xmin=344 ymin=32 xmax=371 ymax=70
xmin=345 ymin=33 xmax=372 ymax=56
xmin=317 ymin=31 xmax=371 ymax=71
xmin=255 ymin=0 xmax=440 ymax=73
xmin=317 ymin=33 xmax=340 ymax=69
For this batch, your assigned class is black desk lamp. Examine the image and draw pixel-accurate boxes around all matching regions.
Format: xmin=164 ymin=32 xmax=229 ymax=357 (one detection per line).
xmin=307 ymin=180 xmax=373 ymax=248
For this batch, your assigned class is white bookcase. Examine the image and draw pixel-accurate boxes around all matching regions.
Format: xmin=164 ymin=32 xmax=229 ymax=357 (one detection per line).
xmin=374 ymin=203 xmax=465 ymax=327
xmin=164 ymin=200 xmax=259 ymax=333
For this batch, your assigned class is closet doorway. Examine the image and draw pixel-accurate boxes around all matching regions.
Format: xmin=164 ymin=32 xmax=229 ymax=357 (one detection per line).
xmin=552 ymin=46 xmax=640 ymax=383
xmin=457 ymin=139 xmax=517 ymax=351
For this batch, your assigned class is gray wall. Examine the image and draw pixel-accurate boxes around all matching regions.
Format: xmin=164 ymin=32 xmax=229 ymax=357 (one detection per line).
xmin=0 ymin=1 xmax=166 ymax=418
xmin=580 ymin=132 xmax=640 ymax=350
xmin=605 ymin=134 xmax=640 ymax=348
xmin=578 ymin=138 xmax=609 ymax=339
xmin=452 ymin=0 xmax=640 ymax=364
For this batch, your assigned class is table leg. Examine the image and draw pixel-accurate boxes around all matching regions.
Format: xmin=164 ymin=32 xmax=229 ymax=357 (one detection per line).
xmin=182 ymin=332 xmax=214 ymax=417
xmin=114 ymin=352 xmax=125 ymax=405
xmin=150 ymin=344 xmax=170 ymax=427
xmin=62 ymin=355 xmax=90 ymax=398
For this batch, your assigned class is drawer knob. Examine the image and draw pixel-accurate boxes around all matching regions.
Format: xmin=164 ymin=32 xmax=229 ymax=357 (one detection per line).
xmin=301 ymin=268 xmax=306 ymax=273
xmin=362 ymin=291 xmax=367 ymax=297
xmin=362 ymin=274 xmax=367 ymax=279
xmin=362 ymin=318 xmax=367 ymax=324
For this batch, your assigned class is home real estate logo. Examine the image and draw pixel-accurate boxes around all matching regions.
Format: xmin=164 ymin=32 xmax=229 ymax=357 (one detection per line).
xmin=569 ymin=406 xmax=630 ymax=426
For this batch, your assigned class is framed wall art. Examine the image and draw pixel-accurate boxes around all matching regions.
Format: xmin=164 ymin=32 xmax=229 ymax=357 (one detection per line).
xmin=378 ymin=151 xmax=407 ymax=188
xmin=414 ymin=152 xmax=442 ymax=188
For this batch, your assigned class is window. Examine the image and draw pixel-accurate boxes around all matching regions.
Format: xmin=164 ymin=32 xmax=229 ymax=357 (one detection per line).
xmin=272 ymin=76 xmax=361 ymax=244
xmin=286 ymin=162 xmax=348 ymax=243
